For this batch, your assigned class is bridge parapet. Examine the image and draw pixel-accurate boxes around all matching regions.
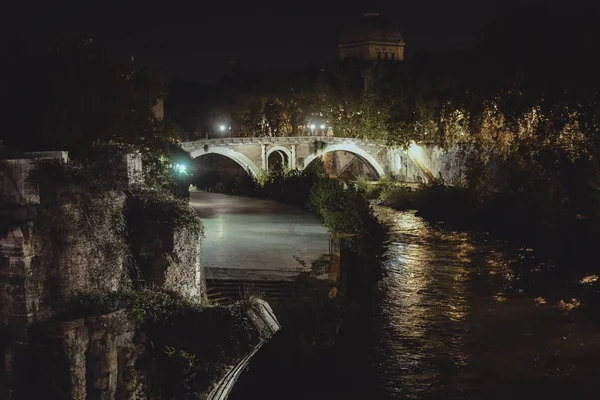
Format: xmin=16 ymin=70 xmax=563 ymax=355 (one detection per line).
xmin=180 ymin=136 xmax=384 ymax=150
xmin=179 ymin=136 xmax=453 ymax=183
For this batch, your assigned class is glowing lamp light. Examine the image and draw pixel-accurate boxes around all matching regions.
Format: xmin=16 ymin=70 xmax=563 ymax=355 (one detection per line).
xmin=407 ymin=141 xmax=424 ymax=162
xmin=309 ymin=124 xmax=316 ymax=130
xmin=320 ymin=124 xmax=326 ymax=129
xmin=219 ymin=125 xmax=226 ymax=132
xmin=174 ymin=163 xmax=187 ymax=174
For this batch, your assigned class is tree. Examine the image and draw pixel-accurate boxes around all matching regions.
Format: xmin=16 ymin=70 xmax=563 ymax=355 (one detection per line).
xmin=5 ymin=36 xmax=174 ymax=157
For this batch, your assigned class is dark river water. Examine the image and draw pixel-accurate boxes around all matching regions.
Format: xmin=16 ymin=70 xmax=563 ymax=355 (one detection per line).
xmin=227 ymin=203 xmax=600 ymax=399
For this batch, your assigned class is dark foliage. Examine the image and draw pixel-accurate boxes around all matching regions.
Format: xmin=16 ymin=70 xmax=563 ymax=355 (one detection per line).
xmin=125 ymin=188 xmax=203 ymax=237
xmin=45 ymin=289 xmax=259 ymax=399
xmin=5 ymin=36 xmax=176 ymax=158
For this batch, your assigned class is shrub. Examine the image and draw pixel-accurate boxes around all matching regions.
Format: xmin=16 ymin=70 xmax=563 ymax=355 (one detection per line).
xmin=126 ymin=188 xmax=203 ymax=237
xmin=31 ymin=155 xmax=128 ymax=195
xmin=309 ymin=178 xmax=387 ymax=275
xmin=379 ymin=184 xmax=417 ymax=209
xmin=354 ymin=175 xmax=381 ymax=200
xmin=60 ymin=288 xmax=260 ymax=397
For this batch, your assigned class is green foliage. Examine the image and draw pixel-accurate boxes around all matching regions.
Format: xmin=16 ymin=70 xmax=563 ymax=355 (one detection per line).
xmin=61 ymin=291 xmax=134 ymax=319
xmin=164 ymin=346 xmax=200 ymax=390
xmin=31 ymin=149 xmax=129 ymax=194
xmin=308 ymin=178 xmax=386 ymax=267
xmin=303 ymin=157 xmax=326 ymax=175
xmin=140 ymin=293 xmax=259 ymax=398
xmin=126 ymin=188 xmax=203 ymax=237
xmin=310 ymin=140 xmax=327 ymax=154
xmin=355 ymin=176 xmax=399 ymax=201
xmin=308 ymin=179 xmax=387 ymax=292
xmin=217 ymin=69 xmax=322 ymax=137
xmin=59 ymin=288 xmax=261 ymax=397
xmin=378 ymin=184 xmax=417 ymax=209
xmin=142 ymin=141 xmax=193 ymax=199
xmin=30 ymin=158 xmax=130 ymax=295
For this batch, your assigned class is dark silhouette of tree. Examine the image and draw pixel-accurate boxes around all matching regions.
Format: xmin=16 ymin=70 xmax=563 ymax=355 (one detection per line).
xmin=5 ymin=36 xmax=173 ymax=157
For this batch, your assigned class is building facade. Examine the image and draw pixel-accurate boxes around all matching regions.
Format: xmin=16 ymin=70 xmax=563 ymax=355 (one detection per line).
xmin=339 ymin=13 xmax=405 ymax=62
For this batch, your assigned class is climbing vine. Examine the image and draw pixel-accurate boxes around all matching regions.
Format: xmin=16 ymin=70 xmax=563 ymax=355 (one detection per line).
xmin=30 ymin=159 xmax=131 ymax=302
xmin=125 ymin=188 xmax=203 ymax=237
xmin=311 ymin=140 xmax=327 ymax=154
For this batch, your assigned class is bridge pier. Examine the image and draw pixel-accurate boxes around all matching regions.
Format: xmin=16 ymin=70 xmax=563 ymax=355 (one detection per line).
xmin=261 ymin=144 xmax=267 ymax=170
xmin=290 ymin=145 xmax=296 ymax=169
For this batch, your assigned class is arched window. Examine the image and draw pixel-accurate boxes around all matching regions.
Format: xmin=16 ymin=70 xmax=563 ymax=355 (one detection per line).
xmin=391 ymin=52 xmax=396 ymax=61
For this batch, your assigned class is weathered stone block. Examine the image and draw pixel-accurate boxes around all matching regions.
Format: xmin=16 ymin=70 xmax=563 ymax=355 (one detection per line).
xmin=167 ymin=228 xmax=205 ymax=298
xmin=0 ymin=159 xmax=40 ymax=205
xmin=18 ymin=309 xmax=138 ymax=400
xmin=1 ymin=153 xmax=67 ymax=206
xmin=135 ymin=226 xmax=205 ymax=300
xmin=23 ymin=151 xmax=69 ymax=163
xmin=45 ymin=191 xmax=127 ymax=299
xmin=122 ymin=152 xmax=143 ymax=186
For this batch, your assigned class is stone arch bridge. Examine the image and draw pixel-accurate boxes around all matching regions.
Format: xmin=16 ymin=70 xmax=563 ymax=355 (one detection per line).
xmin=180 ymin=136 xmax=466 ymax=183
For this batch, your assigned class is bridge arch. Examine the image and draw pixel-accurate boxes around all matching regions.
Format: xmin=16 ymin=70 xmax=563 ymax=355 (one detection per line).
xmin=302 ymin=143 xmax=386 ymax=178
xmin=266 ymin=145 xmax=292 ymax=169
xmin=189 ymin=146 xmax=261 ymax=177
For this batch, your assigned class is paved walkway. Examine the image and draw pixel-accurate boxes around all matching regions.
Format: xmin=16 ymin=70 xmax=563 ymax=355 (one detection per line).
xmin=190 ymin=192 xmax=330 ymax=281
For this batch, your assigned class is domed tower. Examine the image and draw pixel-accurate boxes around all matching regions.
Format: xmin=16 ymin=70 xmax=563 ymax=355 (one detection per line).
xmin=339 ymin=13 xmax=405 ymax=61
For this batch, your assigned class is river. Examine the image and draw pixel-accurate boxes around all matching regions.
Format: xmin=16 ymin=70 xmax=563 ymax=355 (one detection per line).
xmin=195 ymin=193 xmax=600 ymax=399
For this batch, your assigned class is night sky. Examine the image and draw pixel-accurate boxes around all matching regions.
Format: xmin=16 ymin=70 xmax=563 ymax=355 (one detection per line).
xmin=6 ymin=0 xmax=588 ymax=84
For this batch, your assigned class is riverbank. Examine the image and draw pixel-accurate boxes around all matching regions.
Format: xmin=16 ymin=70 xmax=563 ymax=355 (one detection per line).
xmin=358 ymin=180 xmax=600 ymax=283
xmin=193 ymin=170 xmax=391 ymax=397
xmin=0 ymin=154 xmax=283 ymax=399
xmin=230 ymin=205 xmax=600 ymax=400
xmin=194 ymin=164 xmax=388 ymax=286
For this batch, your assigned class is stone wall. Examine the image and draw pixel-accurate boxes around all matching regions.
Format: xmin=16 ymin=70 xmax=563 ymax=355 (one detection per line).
xmin=1 ymin=153 xmax=208 ymax=398
xmin=9 ymin=298 xmax=280 ymax=400
xmin=1 ymin=157 xmax=129 ymax=330
xmin=390 ymin=143 xmax=469 ymax=185
xmin=41 ymin=188 xmax=128 ymax=299
xmin=414 ymin=144 xmax=468 ymax=185
xmin=322 ymin=152 xmax=375 ymax=179
xmin=18 ymin=309 xmax=138 ymax=400
xmin=133 ymin=225 xmax=205 ymax=299
xmin=0 ymin=220 xmax=37 ymax=337
xmin=388 ymin=148 xmax=426 ymax=183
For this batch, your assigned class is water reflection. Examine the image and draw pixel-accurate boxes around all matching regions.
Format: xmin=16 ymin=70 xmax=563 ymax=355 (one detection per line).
xmin=232 ymin=206 xmax=600 ymax=400
xmin=374 ymin=208 xmax=600 ymax=399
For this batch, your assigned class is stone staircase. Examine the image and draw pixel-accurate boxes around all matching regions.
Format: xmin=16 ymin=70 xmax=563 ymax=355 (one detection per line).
xmin=205 ymin=279 xmax=306 ymax=304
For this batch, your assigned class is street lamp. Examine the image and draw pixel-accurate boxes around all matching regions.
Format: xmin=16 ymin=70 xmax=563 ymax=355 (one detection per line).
xmin=309 ymin=124 xmax=316 ymax=136
xmin=219 ymin=125 xmax=226 ymax=132
xmin=174 ymin=163 xmax=187 ymax=175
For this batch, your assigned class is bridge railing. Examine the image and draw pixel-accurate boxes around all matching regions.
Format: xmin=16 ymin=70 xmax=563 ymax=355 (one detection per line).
xmin=179 ymin=136 xmax=384 ymax=148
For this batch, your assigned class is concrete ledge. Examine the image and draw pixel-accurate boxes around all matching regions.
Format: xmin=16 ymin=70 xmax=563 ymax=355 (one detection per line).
xmin=207 ymin=299 xmax=281 ymax=400
xmin=23 ymin=151 xmax=68 ymax=163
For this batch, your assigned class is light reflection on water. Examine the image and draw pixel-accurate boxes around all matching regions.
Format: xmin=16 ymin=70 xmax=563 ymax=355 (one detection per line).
xmin=373 ymin=208 xmax=600 ymax=399
xmin=231 ymin=205 xmax=600 ymax=400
